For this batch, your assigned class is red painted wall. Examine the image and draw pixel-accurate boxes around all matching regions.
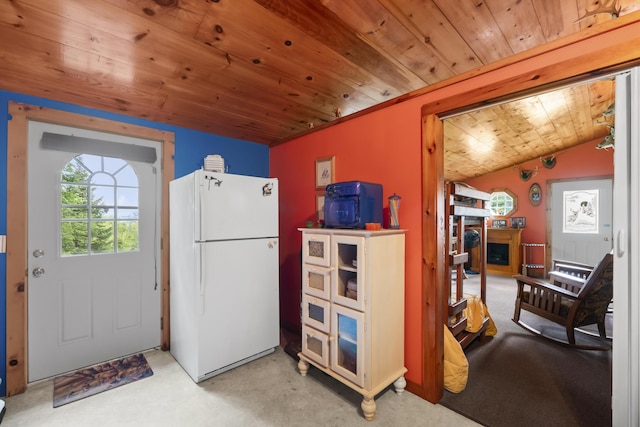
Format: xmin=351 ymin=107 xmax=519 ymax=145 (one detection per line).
xmin=465 ymin=140 xmax=614 ymax=268
xmin=270 ymin=102 xmax=425 ymax=381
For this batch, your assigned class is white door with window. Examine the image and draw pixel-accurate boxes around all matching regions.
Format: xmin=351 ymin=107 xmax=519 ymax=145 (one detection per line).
xmin=550 ymin=178 xmax=613 ymax=266
xmin=27 ymin=121 xmax=161 ymax=381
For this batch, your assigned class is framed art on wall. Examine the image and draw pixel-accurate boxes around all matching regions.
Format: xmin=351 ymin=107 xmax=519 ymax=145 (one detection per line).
xmin=511 ymin=217 xmax=526 ymax=229
xmin=529 ymin=182 xmax=542 ymax=206
xmin=492 ymin=219 xmax=507 ymax=228
xmin=315 ymin=156 xmax=335 ymax=190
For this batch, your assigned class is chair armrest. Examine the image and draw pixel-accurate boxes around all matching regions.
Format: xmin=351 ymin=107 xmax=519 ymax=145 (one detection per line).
xmin=513 ymin=274 xmax=579 ymax=299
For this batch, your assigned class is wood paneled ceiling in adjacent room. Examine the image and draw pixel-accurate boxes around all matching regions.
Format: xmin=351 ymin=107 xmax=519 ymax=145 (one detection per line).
xmin=443 ymin=77 xmax=616 ymax=181
xmin=0 ymin=0 xmax=636 ymax=180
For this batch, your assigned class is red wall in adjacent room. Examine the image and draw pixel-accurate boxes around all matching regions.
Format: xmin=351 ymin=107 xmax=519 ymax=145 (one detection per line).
xmin=465 ymin=140 xmax=614 ymax=267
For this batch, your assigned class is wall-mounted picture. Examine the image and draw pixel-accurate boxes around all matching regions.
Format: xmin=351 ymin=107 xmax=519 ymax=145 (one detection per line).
xmin=511 ymin=217 xmax=526 ymax=229
xmin=492 ymin=219 xmax=507 ymax=228
xmin=529 ymin=182 xmax=542 ymax=207
xmin=562 ymin=189 xmax=598 ymax=234
xmin=316 ymin=193 xmax=325 ymax=221
xmin=315 ymin=156 xmax=335 ymax=190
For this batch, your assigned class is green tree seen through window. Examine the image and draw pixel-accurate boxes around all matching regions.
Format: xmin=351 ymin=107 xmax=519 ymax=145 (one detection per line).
xmin=60 ymin=155 xmax=139 ymax=256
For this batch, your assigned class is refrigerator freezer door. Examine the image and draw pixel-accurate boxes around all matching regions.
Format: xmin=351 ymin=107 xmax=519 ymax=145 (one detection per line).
xmin=196 ymin=171 xmax=278 ymax=241
xmin=196 ymin=238 xmax=279 ymax=380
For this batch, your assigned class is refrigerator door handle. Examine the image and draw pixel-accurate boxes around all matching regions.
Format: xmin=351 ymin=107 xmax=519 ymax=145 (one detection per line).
xmin=199 ymin=244 xmax=206 ymax=314
xmin=197 ymin=184 xmax=203 ymax=242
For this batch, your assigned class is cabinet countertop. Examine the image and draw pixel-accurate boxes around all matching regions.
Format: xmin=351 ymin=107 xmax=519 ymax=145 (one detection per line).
xmin=298 ymin=228 xmax=407 ymax=236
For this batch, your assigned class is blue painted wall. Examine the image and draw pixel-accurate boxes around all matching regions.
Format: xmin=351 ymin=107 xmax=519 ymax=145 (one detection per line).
xmin=0 ymin=90 xmax=270 ymax=396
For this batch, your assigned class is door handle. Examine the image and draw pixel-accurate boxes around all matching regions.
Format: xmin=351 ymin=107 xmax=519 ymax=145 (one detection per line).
xmin=33 ymin=248 xmax=45 ymax=258
xmin=616 ymin=229 xmax=625 ymax=257
xmin=32 ymin=267 xmax=45 ymax=278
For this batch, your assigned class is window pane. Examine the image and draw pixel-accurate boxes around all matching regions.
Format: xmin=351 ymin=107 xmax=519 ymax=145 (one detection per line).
xmin=92 ymin=172 xmax=114 ymax=186
xmin=60 ymin=154 xmax=141 ymax=258
xmin=91 ymin=221 xmax=114 ymax=253
xmin=99 ymin=208 xmax=115 ymax=219
xmin=61 ymin=183 xmax=88 ymax=205
xmin=77 ymin=154 xmax=101 ymax=172
xmin=62 ymin=207 xmax=88 ymax=219
xmin=118 ymin=208 xmax=139 ymax=219
xmin=117 ymin=221 xmax=139 ymax=252
xmin=61 ymin=159 xmax=89 ymax=183
xmin=116 ymin=165 xmax=138 ymax=186
xmin=91 ymin=206 xmax=112 ymax=219
xmin=117 ymin=187 xmax=138 ymax=207
xmin=61 ymin=221 xmax=88 ymax=256
xmin=490 ymin=191 xmax=515 ymax=216
xmin=91 ymin=185 xmax=115 ymax=205
xmin=103 ymin=157 xmax=127 ymax=174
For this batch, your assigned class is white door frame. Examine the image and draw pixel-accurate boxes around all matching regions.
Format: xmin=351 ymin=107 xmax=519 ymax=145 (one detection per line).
xmin=612 ymin=67 xmax=640 ymax=427
xmin=6 ymin=103 xmax=174 ymax=396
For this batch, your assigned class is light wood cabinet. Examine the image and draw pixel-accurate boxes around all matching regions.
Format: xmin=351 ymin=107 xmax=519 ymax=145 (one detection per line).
xmin=298 ymin=228 xmax=407 ymax=421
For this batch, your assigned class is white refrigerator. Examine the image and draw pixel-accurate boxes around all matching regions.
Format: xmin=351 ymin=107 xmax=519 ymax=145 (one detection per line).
xmin=169 ymin=169 xmax=279 ymax=383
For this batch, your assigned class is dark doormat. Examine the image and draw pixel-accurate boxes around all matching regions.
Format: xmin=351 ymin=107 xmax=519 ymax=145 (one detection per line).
xmin=53 ymin=353 xmax=153 ymax=408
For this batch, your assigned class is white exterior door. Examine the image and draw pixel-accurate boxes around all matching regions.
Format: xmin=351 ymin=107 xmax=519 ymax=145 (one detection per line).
xmin=27 ymin=121 xmax=161 ymax=381
xmin=550 ymin=178 xmax=613 ymax=266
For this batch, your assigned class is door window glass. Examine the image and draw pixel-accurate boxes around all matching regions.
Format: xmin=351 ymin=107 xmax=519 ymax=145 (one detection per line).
xmin=60 ymin=154 xmax=139 ymax=256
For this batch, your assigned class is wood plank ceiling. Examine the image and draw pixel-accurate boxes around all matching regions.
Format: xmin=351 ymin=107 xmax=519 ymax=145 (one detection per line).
xmin=0 ymin=0 xmax=636 ymax=180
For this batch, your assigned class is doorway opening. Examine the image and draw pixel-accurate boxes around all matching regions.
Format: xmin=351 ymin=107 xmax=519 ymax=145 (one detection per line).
xmin=430 ymin=73 xmax=620 ymax=424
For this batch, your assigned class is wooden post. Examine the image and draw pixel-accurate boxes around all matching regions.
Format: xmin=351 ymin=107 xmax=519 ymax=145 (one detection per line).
xmin=421 ymin=112 xmax=445 ymax=403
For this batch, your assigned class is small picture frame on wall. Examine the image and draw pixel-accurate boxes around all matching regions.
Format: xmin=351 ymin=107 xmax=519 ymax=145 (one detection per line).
xmin=315 ymin=156 xmax=335 ymax=190
xmin=316 ymin=193 xmax=325 ymax=221
xmin=529 ymin=182 xmax=542 ymax=207
xmin=492 ymin=219 xmax=507 ymax=228
xmin=511 ymin=216 xmax=526 ymax=229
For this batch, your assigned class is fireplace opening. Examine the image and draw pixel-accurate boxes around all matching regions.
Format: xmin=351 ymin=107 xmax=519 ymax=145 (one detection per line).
xmin=488 ymin=242 xmax=509 ymax=265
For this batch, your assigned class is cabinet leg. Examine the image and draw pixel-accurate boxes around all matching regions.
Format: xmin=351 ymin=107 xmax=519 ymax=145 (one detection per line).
xmin=297 ymin=359 xmax=309 ymax=377
xmin=361 ymin=397 xmax=377 ymax=421
xmin=393 ymin=375 xmax=407 ymax=395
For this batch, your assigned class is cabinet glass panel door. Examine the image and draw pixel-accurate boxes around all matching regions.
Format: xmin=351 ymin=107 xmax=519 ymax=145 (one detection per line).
xmin=331 ymin=235 xmax=365 ymax=311
xmin=302 ymin=233 xmax=330 ymax=267
xmin=302 ymin=265 xmax=331 ymax=299
xmin=302 ymin=294 xmax=330 ymax=333
xmin=302 ymin=324 xmax=329 ymax=367
xmin=330 ymin=304 xmax=365 ymax=387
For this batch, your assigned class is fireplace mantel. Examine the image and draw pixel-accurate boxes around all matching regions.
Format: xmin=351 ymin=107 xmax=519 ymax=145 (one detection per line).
xmin=471 ymin=228 xmax=522 ymax=276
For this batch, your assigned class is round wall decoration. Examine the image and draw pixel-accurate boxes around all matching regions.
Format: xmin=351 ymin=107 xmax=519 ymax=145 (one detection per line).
xmin=529 ymin=183 xmax=542 ymax=206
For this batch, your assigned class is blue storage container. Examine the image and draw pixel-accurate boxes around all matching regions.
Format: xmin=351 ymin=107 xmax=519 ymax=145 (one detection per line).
xmin=324 ymin=181 xmax=383 ymax=229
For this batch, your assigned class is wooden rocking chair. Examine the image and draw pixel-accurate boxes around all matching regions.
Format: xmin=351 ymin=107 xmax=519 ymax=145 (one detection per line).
xmin=512 ymin=252 xmax=613 ymax=350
